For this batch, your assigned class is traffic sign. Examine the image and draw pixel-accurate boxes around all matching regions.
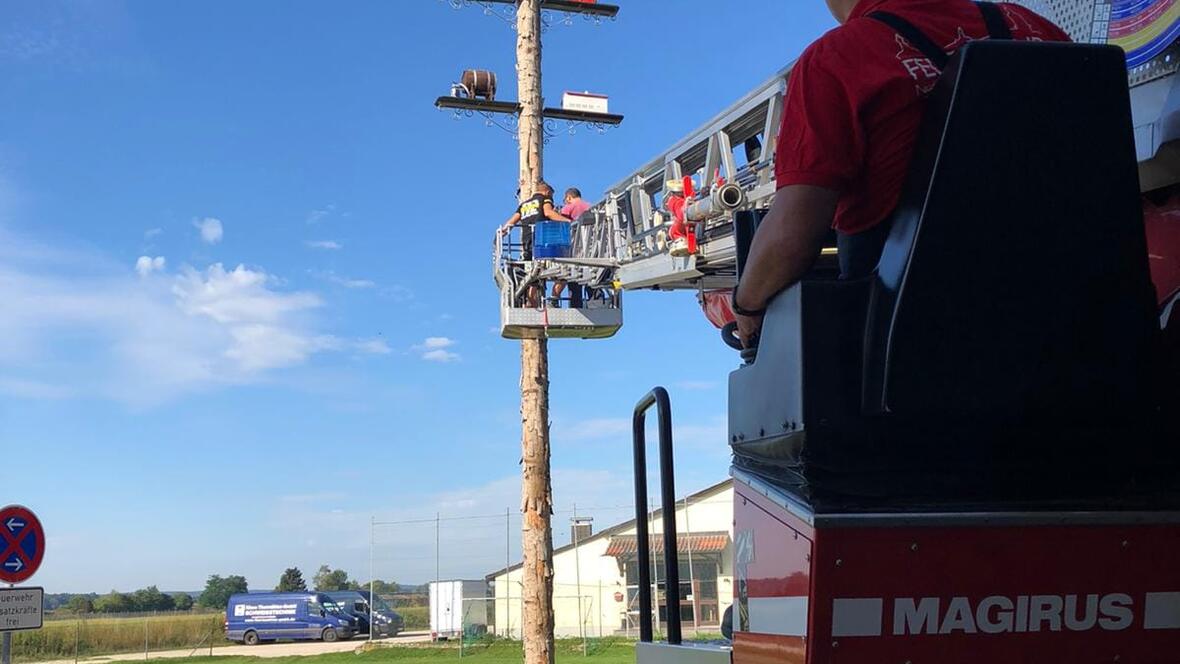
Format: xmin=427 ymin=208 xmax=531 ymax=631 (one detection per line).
xmin=0 ymin=506 xmax=44 ymax=584
xmin=0 ymin=588 xmax=42 ymax=632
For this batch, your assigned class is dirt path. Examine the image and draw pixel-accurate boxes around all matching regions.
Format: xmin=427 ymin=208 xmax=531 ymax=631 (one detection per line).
xmin=30 ymin=632 xmax=433 ymax=664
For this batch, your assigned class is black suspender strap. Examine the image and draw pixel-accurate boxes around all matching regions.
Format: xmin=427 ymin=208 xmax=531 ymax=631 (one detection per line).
xmin=866 ymin=2 xmax=1013 ymax=71
xmin=867 ymin=10 xmax=950 ymax=69
xmin=976 ymin=1 xmax=1014 ymax=40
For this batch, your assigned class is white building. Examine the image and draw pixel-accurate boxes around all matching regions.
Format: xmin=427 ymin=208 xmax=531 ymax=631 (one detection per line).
xmin=487 ymin=480 xmax=733 ymax=639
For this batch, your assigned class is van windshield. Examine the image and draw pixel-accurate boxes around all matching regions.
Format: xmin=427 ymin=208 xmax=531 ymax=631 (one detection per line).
xmin=324 ymin=600 xmax=348 ymax=616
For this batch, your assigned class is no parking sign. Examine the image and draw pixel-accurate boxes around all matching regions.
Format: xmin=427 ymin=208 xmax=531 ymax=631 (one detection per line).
xmin=0 ymin=506 xmax=44 ymax=584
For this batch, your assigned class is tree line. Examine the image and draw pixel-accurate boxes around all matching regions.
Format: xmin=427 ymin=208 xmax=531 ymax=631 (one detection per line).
xmin=56 ymin=586 xmax=195 ymax=614
xmin=51 ymin=565 xmax=420 ymax=615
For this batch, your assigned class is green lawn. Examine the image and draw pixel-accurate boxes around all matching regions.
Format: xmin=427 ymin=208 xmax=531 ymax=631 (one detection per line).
xmin=150 ymin=640 xmax=634 ymax=664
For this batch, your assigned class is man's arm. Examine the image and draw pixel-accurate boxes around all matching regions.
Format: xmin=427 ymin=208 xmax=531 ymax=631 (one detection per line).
xmin=543 ymin=203 xmax=571 ymax=222
xmin=504 ymin=211 xmax=522 ymax=228
xmin=733 ymin=184 xmax=839 ymax=344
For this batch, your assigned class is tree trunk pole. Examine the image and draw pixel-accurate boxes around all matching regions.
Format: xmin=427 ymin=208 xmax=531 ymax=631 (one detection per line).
xmin=517 ymin=4 xmax=553 ymax=662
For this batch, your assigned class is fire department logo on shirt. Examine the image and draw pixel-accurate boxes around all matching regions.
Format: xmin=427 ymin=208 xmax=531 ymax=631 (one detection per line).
xmin=891 ymin=6 xmax=1054 ymax=96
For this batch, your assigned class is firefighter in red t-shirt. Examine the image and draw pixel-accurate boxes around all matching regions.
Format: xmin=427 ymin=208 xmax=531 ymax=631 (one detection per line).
xmin=731 ymin=0 xmax=1068 ymax=345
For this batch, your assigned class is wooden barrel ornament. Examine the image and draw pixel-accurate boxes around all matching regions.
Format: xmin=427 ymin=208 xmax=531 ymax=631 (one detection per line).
xmin=461 ymin=69 xmax=497 ymax=101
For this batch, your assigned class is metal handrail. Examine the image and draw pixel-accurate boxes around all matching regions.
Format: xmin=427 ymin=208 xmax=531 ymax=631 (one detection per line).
xmin=631 ymin=387 xmax=681 ymax=645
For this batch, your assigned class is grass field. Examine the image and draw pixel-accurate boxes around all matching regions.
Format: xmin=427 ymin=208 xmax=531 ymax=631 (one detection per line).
xmin=14 ymin=613 xmax=226 ymax=662
xmin=151 ymin=640 xmax=635 ymax=664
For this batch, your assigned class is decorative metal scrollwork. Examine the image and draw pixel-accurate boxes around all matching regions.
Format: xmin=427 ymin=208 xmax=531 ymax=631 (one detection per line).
xmin=442 ymin=0 xmax=616 ymax=32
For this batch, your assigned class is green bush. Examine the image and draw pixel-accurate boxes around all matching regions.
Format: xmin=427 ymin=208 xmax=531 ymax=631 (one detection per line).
xmin=396 ymin=606 xmax=428 ymax=630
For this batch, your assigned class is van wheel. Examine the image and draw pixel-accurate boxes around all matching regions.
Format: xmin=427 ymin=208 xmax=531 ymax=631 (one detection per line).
xmin=243 ymin=631 xmax=260 ymax=646
xmin=322 ymin=628 xmax=338 ymax=643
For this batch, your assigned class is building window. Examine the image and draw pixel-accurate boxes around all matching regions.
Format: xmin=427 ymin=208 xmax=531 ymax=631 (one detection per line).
xmin=622 ymin=556 xmax=722 ymax=629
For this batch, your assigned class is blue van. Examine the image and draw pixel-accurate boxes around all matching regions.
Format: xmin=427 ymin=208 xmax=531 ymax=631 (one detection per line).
xmin=325 ymin=590 xmax=404 ymax=637
xmin=226 ymin=592 xmax=356 ymax=645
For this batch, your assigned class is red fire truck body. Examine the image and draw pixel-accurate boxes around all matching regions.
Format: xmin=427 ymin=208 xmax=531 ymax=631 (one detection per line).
xmin=732 ymin=476 xmax=1180 ymax=664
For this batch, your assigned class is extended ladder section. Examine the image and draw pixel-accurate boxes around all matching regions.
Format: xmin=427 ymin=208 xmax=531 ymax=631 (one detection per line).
xmin=573 ymin=68 xmax=788 ymax=293
xmin=553 ymin=0 xmax=1180 ymax=298
xmin=496 ymin=0 xmax=1180 ymax=340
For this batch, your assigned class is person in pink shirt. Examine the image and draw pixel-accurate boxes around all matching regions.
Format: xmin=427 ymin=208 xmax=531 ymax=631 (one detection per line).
xmin=560 ymin=187 xmax=592 ymax=221
xmin=551 ymin=187 xmax=593 ymax=307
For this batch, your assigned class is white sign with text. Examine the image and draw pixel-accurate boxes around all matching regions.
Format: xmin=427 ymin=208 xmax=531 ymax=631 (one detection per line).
xmin=0 ymin=587 xmax=43 ymax=632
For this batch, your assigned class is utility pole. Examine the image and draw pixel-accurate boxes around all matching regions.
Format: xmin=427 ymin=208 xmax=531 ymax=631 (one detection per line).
xmin=433 ymin=3 xmax=621 ymax=662
xmin=515 ymin=4 xmax=555 ymax=663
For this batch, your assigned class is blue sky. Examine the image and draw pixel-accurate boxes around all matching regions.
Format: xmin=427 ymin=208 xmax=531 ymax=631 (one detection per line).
xmin=1 ymin=0 xmax=836 ymax=593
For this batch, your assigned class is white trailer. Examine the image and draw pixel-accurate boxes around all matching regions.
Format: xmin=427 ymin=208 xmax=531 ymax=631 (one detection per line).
xmin=428 ymin=580 xmax=488 ymax=641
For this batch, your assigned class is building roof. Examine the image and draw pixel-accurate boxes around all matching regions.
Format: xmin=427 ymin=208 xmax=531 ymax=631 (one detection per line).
xmin=603 ymin=531 xmax=729 ymax=557
xmin=486 ymin=478 xmax=733 ymax=581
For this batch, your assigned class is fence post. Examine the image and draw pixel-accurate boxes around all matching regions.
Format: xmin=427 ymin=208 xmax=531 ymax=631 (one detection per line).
xmin=505 ymin=507 xmax=511 ymax=639
xmin=74 ymin=619 xmax=80 ymax=664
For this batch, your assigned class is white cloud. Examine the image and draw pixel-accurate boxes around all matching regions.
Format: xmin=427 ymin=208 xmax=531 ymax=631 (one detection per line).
xmin=553 ymin=417 xmax=630 ymax=442
xmin=0 ymin=227 xmax=385 ymax=405
xmin=134 ymin=255 xmax=165 ymax=277
xmin=305 ymin=240 xmax=342 ymax=250
xmin=422 ymin=349 xmax=460 ymax=363
xmin=306 ymin=205 xmax=336 ymax=225
xmin=173 ymin=263 xmax=320 ymax=326
xmin=194 ymin=217 xmax=223 ymax=245
xmin=413 ymin=337 xmax=460 ymax=362
xmin=311 ymin=269 xmax=375 ymax=289
xmin=144 ymin=228 xmax=163 ymax=239
xmin=354 ymin=338 xmax=391 ymax=355
xmin=421 ymin=337 xmax=455 ymax=349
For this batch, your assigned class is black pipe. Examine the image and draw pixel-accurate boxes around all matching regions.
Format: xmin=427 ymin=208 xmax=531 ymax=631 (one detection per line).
xmin=733 ymin=210 xmax=763 ymax=280
xmin=632 ymin=387 xmax=682 ymax=645
xmin=631 ymin=396 xmax=653 ymax=643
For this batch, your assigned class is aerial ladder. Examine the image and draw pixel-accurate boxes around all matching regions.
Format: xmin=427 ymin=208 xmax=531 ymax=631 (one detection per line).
xmin=496 ymin=0 xmax=1180 ymax=341
xmin=551 ymin=1 xmax=1180 ymax=662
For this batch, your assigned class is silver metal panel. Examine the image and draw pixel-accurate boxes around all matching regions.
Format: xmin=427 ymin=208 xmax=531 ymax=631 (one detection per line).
xmin=1019 ymin=0 xmax=1097 ymax=42
xmin=501 ymin=306 xmax=622 ymax=340
xmin=731 ymin=467 xmax=817 ymax=527
xmin=814 ymin=510 xmax=1180 ymax=529
xmin=636 ymin=643 xmax=732 ymax=664
xmin=728 ymin=286 xmax=805 ymax=446
xmin=616 ymin=254 xmax=702 ymax=290
xmin=1131 ymin=73 xmax=1180 ymax=163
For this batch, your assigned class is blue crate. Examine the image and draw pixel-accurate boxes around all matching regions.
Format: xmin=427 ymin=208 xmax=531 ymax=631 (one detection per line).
xmin=533 ymin=222 xmax=570 ymax=258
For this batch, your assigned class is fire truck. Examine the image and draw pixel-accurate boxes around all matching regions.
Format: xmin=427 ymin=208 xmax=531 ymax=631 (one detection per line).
xmin=541 ymin=2 xmax=1180 ymax=663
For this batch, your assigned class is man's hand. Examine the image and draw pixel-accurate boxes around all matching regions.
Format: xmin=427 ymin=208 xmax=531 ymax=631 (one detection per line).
xmin=735 ymin=311 xmax=764 ymax=348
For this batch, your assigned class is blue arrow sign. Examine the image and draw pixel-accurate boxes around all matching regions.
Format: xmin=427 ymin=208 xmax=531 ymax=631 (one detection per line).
xmin=3 ymin=553 xmax=25 ymax=573
xmin=6 ymin=517 xmax=26 ymax=534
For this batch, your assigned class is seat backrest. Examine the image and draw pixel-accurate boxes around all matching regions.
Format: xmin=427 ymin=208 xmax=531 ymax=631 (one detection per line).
xmin=863 ymin=41 xmax=1160 ymax=421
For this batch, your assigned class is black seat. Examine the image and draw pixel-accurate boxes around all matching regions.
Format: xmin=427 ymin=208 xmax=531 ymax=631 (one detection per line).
xmin=729 ymin=41 xmax=1178 ymax=510
xmin=863 ymin=41 xmax=1160 ymax=422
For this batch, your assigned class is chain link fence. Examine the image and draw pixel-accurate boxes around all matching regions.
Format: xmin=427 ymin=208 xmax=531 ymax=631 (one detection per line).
xmin=12 ymin=612 xmax=224 ymax=663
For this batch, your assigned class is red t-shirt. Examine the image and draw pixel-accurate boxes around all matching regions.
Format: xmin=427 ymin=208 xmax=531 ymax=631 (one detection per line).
xmin=774 ymin=0 xmax=1070 ymax=235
